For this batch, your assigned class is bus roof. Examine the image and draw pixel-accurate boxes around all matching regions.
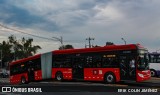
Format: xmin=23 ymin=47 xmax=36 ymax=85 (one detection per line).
xmin=53 ymin=44 xmax=139 ymax=55
xmin=10 ymin=44 xmax=145 ymax=66
xmin=10 ymin=54 xmax=41 ymax=66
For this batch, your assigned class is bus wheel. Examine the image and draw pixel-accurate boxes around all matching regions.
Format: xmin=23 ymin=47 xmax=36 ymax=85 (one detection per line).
xmin=21 ymin=77 xmax=26 ymax=84
xmin=55 ymin=72 xmax=63 ymax=81
xmin=150 ymin=69 xmax=157 ymax=77
xmin=104 ymin=72 xmax=116 ymax=84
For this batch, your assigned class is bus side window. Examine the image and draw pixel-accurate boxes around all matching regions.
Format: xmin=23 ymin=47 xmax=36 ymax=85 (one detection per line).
xmin=33 ymin=58 xmax=41 ymax=70
xmin=92 ymin=56 xmax=102 ymax=68
xmin=53 ymin=55 xmax=63 ymax=68
xmin=85 ymin=56 xmax=92 ymax=68
xmin=112 ymin=58 xmax=119 ymax=67
xmin=102 ymin=57 xmax=118 ymax=68
xmin=102 ymin=58 xmax=107 ymax=67
xmin=10 ymin=65 xmax=17 ymax=75
xmin=64 ymin=56 xmax=72 ymax=68
xmin=12 ymin=64 xmax=20 ymax=75
xmin=20 ymin=63 xmax=27 ymax=73
xmin=79 ymin=57 xmax=85 ymax=68
xmin=53 ymin=55 xmax=72 ymax=68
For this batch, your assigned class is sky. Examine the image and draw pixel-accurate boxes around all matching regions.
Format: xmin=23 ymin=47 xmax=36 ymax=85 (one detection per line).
xmin=0 ymin=0 xmax=160 ymax=53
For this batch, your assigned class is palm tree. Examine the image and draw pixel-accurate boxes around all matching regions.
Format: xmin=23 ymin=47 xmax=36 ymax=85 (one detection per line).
xmin=22 ymin=38 xmax=41 ymax=57
xmin=17 ymin=37 xmax=41 ymax=58
xmin=8 ymin=35 xmax=41 ymax=59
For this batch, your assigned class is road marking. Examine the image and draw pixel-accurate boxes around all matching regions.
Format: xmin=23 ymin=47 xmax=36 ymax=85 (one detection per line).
xmin=105 ymin=84 xmax=128 ymax=87
xmin=0 ymin=78 xmax=9 ymax=83
xmin=39 ymin=81 xmax=129 ymax=87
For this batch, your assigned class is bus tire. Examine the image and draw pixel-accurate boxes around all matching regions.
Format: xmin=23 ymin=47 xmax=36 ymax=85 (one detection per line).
xmin=104 ymin=72 xmax=116 ymax=84
xmin=21 ymin=77 xmax=26 ymax=84
xmin=55 ymin=72 xmax=63 ymax=81
xmin=150 ymin=69 xmax=157 ymax=77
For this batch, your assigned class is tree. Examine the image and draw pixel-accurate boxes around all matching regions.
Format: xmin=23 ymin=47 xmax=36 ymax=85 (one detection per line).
xmin=106 ymin=42 xmax=114 ymax=46
xmin=59 ymin=44 xmax=74 ymax=50
xmin=8 ymin=35 xmax=41 ymax=59
xmin=0 ymin=41 xmax=13 ymax=67
xmin=0 ymin=35 xmax=41 ymax=68
xmin=93 ymin=45 xmax=100 ymax=47
xmin=19 ymin=37 xmax=41 ymax=58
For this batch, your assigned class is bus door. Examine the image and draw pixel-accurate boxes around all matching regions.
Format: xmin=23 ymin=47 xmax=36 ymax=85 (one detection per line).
xmin=72 ymin=57 xmax=84 ymax=79
xmin=27 ymin=61 xmax=35 ymax=81
xmin=119 ymin=55 xmax=136 ymax=80
xmin=129 ymin=57 xmax=136 ymax=80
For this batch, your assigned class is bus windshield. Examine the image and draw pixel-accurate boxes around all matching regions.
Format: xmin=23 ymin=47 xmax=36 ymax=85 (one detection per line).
xmin=137 ymin=49 xmax=149 ymax=71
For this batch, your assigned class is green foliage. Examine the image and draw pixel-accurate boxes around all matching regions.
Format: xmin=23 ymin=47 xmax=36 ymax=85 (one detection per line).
xmin=0 ymin=35 xmax=41 ymax=68
xmin=106 ymin=42 xmax=114 ymax=45
xmin=0 ymin=41 xmax=13 ymax=67
xmin=59 ymin=44 xmax=74 ymax=50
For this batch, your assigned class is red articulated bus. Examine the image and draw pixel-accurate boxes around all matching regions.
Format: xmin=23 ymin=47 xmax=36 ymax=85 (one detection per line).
xmin=10 ymin=44 xmax=151 ymax=84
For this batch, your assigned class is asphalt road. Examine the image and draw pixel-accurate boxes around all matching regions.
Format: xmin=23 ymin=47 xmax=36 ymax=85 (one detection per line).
xmin=0 ymin=77 xmax=160 ymax=95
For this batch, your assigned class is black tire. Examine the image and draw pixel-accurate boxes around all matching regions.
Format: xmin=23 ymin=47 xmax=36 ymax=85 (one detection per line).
xmin=150 ymin=69 xmax=157 ymax=77
xmin=21 ymin=77 xmax=26 ymax=84
xmin=55 ymin=72 xmax=63 ymax=81
xmin=104 ymin=72 xmax=116 ymax=84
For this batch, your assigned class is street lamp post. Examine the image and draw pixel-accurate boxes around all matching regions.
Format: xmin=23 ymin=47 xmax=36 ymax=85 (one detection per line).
xmin=52 ymin=36 xmax=63 ymax=49
xmin=121 ymin=38 xmax=126 ymax=45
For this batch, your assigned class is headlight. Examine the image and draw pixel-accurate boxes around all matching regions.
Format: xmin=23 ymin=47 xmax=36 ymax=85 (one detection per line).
xmin=138 ymin=73 xmax=144 ymax=78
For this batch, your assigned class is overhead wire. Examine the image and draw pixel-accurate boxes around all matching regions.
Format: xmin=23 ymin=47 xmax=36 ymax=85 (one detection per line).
xmin=0 ymin=24 xmax=58 ymax=41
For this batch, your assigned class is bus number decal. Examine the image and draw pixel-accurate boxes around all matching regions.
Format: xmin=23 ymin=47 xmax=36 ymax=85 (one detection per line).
xmin=93 ymin=70 xmax=98 ymax=75
xmin=99 ymin=70 xmax=102 ymax=74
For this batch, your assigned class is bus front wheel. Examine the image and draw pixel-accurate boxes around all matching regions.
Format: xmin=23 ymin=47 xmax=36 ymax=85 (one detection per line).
xmin=55 ymin=72 xmax=63 ymax=81
xmin=150 ymin=69 xmax=157 ymax=77
xmin=104 ymin=72 xmax=116 ymax=84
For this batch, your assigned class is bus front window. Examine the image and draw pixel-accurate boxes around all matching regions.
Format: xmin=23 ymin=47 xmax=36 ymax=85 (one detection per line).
xmin=137 ymin=50 xmax=149 ymax=71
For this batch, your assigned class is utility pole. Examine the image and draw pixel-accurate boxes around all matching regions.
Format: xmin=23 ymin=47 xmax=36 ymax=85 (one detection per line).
xmin=52 ymin=36 xmax=63 ymax=49
xmin=86 ymin=37 xmax=94 ymax=48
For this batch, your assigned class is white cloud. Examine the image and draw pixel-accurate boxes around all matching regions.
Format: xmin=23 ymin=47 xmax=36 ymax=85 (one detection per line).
xmin=93 ymin=4 xmax=124 ymax=21
xmin=8 ymin=0 xmax=96 ymax=27
xmin=1 ymin=0 xmax=160 ymax=53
